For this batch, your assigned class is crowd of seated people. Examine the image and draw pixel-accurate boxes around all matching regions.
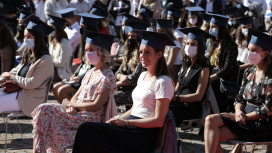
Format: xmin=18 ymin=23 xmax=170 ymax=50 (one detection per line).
xmin=0 ymin=0 xmax=272 ymax=152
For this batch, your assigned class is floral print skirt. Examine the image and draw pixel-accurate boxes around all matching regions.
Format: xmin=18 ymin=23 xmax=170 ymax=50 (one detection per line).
xmin=31 ymin=103 xmax=103 ymax=153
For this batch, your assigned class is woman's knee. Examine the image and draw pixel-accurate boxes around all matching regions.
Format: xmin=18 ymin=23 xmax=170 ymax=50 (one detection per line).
xmin=205 ymin=114 xmax=221 ymax=128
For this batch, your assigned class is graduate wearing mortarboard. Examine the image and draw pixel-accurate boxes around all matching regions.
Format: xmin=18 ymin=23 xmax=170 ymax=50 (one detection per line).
xmin=47 ymin=14 xmax=73 ymax=82
xmin=56 ymin=8 xmax=80 ymax=56
xmin=114 ymin=20 xmax=149 ymax=107
xmin=154 ymin=18 xmax=182 ymax=84
xmin=206 ymin=13 xmax=239 ymax=112
xmin=170 ymin=27 xmax=213 ymax=126
xmin=235 ymin=16 xmax=254 ymax=84
xmin=204 ymin=28 xmax=272 ymax=153
xmin=32 ymin=30 xmax=117 ymax=153
xmin=221 ymin=6 xmax=240 ymax=40
xmin=0 ymin=18 xmax=54 ymax=123
xmin=72 ymin=30 xmax=177 ymax=153
xmin=185 ymin=6 xmax=204 ymax=28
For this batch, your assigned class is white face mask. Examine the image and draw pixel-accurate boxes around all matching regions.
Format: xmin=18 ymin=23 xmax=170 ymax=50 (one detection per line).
xmin=247 ymin=52 xmax=265 ymax=65
xmin=23 ymin=39 xmax=35 ymax=49
xmin=184 ymin=45 xmax=197 ymax=57
xmin=241 ymin=28 xmax=248 ymax=37
xmin=189 ymin=18 xmax=198 ymax=25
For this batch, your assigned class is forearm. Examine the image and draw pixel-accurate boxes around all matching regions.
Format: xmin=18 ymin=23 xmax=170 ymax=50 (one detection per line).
xmin=245 ymin=111 xmax=261 ymax=120
xmin=176 ymin=93 xmax=204 ymax=103
xmin=128 ymin=116 xmax=165 ymax=128
xmin=71 ymin=102 xmax=101 ymax=112
xmin=235 ymin=103 xmax=245 ymax=113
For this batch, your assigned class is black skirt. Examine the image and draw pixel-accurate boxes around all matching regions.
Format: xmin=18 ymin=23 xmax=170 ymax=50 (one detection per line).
xmin=220 ymin=105 xmax=272 ymax=142
xmin=72 ymin=115 xmax=160 ymax=153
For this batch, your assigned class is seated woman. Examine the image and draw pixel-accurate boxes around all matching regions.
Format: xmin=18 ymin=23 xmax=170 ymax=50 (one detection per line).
xmin=155 ymin=19 xmax=182 ymax=84
xmin=72 ymin=31 xmax=175 ymax=153
xmin=235 ymin=16 xmax=254 ymax=84
xmin=114 ymin=20 xmax=148 ymax=106
xmin=48 ymin=15 xmax=73 ymax=82
xmin=0 ymin=19 xmax=54 ymax=116
xmin=170 ymin=27 xmax=211 ymax=126
xmin=207 ymin=13 xmax=238 ymax=111
xmin=185 ymin=7 xmax=204 ymax=28
xmin=52 ymin=57 xmax=92 ymax=103
xmin=0 ymin=15 xmax=17 ymax=73
xmin=204 ymin=29 xmax=272 ymax=153
xmin=32 ymin=31 xmax=116 ymax=153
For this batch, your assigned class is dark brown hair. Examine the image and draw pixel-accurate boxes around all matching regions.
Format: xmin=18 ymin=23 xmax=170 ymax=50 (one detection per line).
xmin=49 ymin=25 xmax=68 ymax=43
xmin=208 ymin=25 xmax=232 ymax=56
xmin=21 ymin=29 xmax=49 ymax=64
xmin=182 ymin=40 xmax=208 ymax=67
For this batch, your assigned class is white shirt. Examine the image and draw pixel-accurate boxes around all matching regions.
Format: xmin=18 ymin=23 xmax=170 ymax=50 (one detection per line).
xmin=69 ymin=0 xmax=91 ymax=14
xmin=237 ymin=42 xmax=249 ymax=64
xmin=33 ymin=0 xmax=46 ymax=22
xmin=206 ymin=0 xmax=213 ymax=13
xmin=243 ymin=0 xmax=267 ymax=14
xmin=173 ymin=28 xmax=184 ymax=39
xmin=164 ymin=40 xmax=182 ymax=65
xmin=265 ymin=0 xmax=272 ymax=18
xmin=64 ymin=22 xmax=80 ymax=54
xmin=131 ymin=72 xmax=174 ymax=118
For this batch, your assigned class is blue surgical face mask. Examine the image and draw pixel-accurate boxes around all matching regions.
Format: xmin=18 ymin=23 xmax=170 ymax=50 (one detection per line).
xmin=228 ymin=20 xmax=236 ymax=26
xmin=209 ymin=28 xmax=218 ymax=37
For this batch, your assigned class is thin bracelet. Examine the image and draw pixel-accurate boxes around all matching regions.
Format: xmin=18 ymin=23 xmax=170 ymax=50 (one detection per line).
xmin=125 ymin=119 xmax=129 ymax=126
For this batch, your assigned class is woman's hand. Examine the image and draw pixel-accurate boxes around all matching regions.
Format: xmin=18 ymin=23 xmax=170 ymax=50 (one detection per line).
xmin=70 ymin=76 xmax=79 ymax=82
xmin=1 ymin=72 xmax=13 ymax=80
xmin=235 ymin=110 xmax=246 ymax=125
xmin=62 ymin=98 xmax=73 ymax=107
xmin=66 ymin=107 xmax=77 ymax=115
xmin=107 ymin=117 xmax=127 ymax=126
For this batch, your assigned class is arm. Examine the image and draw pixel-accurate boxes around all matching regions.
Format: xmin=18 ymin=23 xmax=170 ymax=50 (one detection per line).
xmin=166 ymin=47 xmax=180 ymax=69
xmin=176 ymin=67 xmax=210 ymax=102
xmin=12 ymin=56 xmax=54 ymax=89
xmin=67 ymin=88 xmax=110 ymax=112
xmin=128 ymin=98 xmax=170 ymax=128
xmin=240 ymin=63 xmax=251 ymax=70
xmin=44 ymin=1 xmax=51 ymax=20
xmin=53 ymin=41 xmax=73 ymax=67
xmin=128 ymin=63 xmax=143 ymax=84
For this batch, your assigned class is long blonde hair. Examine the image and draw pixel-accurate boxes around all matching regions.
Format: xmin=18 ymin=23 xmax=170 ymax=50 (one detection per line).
xmin=122 ymin=41 xmax=139 ymax=71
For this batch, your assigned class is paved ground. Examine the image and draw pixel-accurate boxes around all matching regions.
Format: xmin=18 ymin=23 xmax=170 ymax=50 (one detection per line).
xmin=0 ymin=93 xmax=271 ymax=153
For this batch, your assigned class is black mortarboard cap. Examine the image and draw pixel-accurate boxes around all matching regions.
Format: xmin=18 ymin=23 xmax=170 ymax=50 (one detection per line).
xmin=78 ymin=13 xmax=104 ymax=27
xmin=56 ymin=8 xmax=77 ymax=18
xmin=248 ymin=28 xmax=272 ymax=51
xmin=139 ymin=5 xmax=153 ymax=19
xmin=221 ymin=7 xmax=239 ymax=16
xmin=239 ymin=16 xmax=253 ymax=25
xmin=202 ymin=13 xmax=212 ymax=22
xmin=26 ymin=21 xmax=54 ymax=37
xmin=23 ymin=14 xmax=44 ymax=25
xmin=156 ymin=19 xmax=173 ymax=28
xmin=167 ymin=9 xmax=183 ymax=20
xmin=179 ymin=27 xmax=214 ymax=44
xmin=48 ymin=14 xmax=67 ymax=28
xmin=135 ymin=30 xmax=175 ymax=51
xmin=90 ymin=7 xmax=108 ymax=18
xmin=83 ymin=30 xmax=114 ymax=51
xmin=236 ymin=3 xmax=249 ymax=14
xmin=207 ymin=13 xmax=229 ymax=27
xmin=185 ymin=6 xmax=204 ymax=16
xmin=18 ymin=9 xmax=31 ymax=20
xmin=124 ymin=20 xmax=150 ymax=34
xmin=122 ymin=13 xmax=142 ymax=23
